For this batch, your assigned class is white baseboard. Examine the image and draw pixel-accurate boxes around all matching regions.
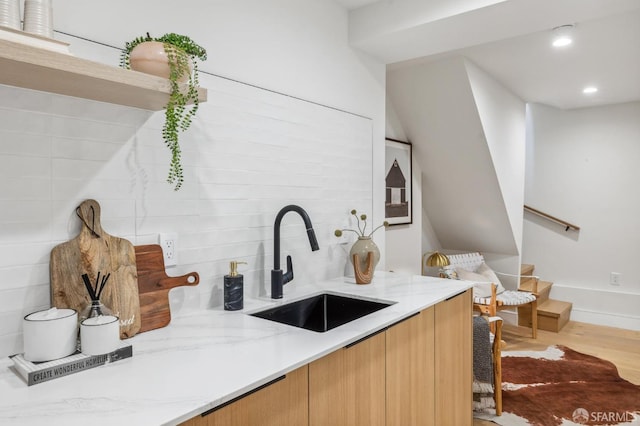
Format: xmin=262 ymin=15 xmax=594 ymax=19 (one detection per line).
xmin=549 ymin=285 xmax=640 ymax=331
xmin=493 ymin=303 xmax=640 ymax=331
xmin=567 ymin=308 xmax=640 ymax=331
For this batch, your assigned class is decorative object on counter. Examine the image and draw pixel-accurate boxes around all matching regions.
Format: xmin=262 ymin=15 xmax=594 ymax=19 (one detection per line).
xmin=22 ymin=307 xmax=77 ymax=362
xmin=134 ymin=244 xmax=200 ymax=332
xmin=224 ymin=260 xmax=247 ymax=311
xmin=0 ymin=0 xmax=21 ymax=29
xmin=11 ymin=345 xmax=132 ymax=386
xmin=334 ymin=209 xmax=387 ymax=282
xmin=50 ymin=199 xmax=141 ymax=339
xmin=423 ymin=251 xmax=451 ymax=277
xmin=80 ymin=315 xmax=120 ymax=356
xmin=120 ymin=32 xmax=207 ymax=191
xmin=349 ymin=236 xmax=380 ymax=284
xmin=22 ymin=0 xmax=53 ymax=38
xmin=78 ymin=272 xmax=120 ymax=355
xmin=271 ymin=205 xmax=320 ymax=299
xmin=79 ymin=271 xmax=113 ymax=322
xmin=353 ymin=251 xmax=374 ymax=284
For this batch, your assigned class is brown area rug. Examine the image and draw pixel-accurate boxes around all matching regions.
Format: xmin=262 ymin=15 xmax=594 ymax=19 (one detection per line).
xmin=475 ymin=345 xmax=640 ymax=425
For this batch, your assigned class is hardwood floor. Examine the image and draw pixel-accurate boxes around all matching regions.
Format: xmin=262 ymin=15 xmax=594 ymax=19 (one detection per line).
xmin=473 ymin=320 xmax=640 ymax=426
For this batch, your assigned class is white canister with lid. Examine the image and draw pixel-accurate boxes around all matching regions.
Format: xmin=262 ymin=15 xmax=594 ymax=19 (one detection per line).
xmin=80 ymin=315 xmax=120 ymax=356
xmin=23 ymin=307 xmax=78 ymax=362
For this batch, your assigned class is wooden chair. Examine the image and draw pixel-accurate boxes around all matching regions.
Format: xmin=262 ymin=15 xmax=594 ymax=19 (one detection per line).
xmin=488 ymin=314 xmax=503 ymax=415
xmin=443 ymin=252 xmax=538 ymax=339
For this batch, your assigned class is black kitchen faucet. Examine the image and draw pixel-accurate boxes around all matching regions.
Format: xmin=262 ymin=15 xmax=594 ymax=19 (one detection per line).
xmin=271 ymin=205 xmax=319 ymax=299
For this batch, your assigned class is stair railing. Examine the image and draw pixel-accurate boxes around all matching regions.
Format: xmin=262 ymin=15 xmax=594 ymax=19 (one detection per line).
xmin=524 ymin=205 xmax=580 ymax=232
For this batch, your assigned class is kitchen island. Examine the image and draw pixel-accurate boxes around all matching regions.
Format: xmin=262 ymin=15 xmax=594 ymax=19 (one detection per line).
xmin=0 ymin=273 xmax=472 ymax=426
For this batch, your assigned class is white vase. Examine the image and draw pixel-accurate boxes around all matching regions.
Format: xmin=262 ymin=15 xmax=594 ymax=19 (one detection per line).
xmin=0 ymin=0 xmax=21 ymax=30
xmin=349 ymin=236 xmax=380 ymax=275
xmin=23 ymin=0 xmax=53 ymax=38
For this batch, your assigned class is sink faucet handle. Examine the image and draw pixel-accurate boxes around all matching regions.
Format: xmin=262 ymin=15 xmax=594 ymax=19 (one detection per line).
xmin=283 ymin=255 xmax=294 ymax=285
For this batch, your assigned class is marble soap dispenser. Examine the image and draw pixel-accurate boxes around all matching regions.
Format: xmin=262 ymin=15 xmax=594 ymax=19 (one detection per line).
xmin=224 ymin=261 xmax=247 ymax=311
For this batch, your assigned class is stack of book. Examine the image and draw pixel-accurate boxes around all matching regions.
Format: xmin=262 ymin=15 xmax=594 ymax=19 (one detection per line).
xmin=10 ymin=345 xmax=132 ymax=386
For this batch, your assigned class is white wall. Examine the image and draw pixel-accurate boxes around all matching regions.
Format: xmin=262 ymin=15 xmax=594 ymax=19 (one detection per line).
xmin=384 ymin=97 xmax=423 ymax=275
xmin=386 ymin=92 xmax=442 ymax=278
xmin=464 ymin=60 xmax=526 ymax=281
xmin=384 ymin=156 xmax=423 ymax=275
xmin=54 ymin=0 xmax=387 ymax=257
xmin=466 ymin=60 xmax=525 ymax=256
xmin=387 ymin=58 xmax=523 ymax=263
xmin=524 ymin=101 xmax=640 ymax=330
xmin=0 ymin=1 xmax=386 ymax=358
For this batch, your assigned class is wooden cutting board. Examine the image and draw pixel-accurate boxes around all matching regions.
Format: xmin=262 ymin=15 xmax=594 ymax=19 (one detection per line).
xmin=50 ymin=199 xmax=141 ymax=339
xmin=134 ymin=244 xmax=199 ymax=333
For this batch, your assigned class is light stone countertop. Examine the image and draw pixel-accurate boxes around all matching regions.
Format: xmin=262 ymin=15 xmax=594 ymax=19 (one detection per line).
xmin=0 ymin=272 xmax=472 ymax=426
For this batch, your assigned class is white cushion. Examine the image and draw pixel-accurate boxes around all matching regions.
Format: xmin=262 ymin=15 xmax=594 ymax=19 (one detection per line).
xmin=476 ymin=263 xmax=506 ymax=294
xmin=455 ymin=263 xmax=506 ymax=298
xmin=456 ymin=269 xmax=494 ymax=298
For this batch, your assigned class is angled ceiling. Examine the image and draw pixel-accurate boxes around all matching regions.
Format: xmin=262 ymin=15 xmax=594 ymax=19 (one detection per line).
xmin=337 ymin=0 xmax=640 ymax=110
xmin=387 ymin=57 xmax=524 ymax=255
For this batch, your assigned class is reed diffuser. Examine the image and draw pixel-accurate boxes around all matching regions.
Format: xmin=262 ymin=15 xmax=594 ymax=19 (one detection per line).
xmin=79 ymin=271 xmax=113 ymax=321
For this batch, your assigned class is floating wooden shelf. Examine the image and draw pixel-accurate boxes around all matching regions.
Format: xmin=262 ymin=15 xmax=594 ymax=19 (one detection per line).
xmin=0 ymin=39 xmax=207 ymax=110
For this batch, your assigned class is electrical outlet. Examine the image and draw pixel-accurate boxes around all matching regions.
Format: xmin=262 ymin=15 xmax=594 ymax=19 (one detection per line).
xmin=610 ymin=272 xmax=621 ymax=286
xmin=159 ymin=233 xmax=178 ymax=267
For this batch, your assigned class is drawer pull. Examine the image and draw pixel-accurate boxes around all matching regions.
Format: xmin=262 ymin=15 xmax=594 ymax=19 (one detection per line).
xmin=201 ymin=375 xmax=286 ymax=416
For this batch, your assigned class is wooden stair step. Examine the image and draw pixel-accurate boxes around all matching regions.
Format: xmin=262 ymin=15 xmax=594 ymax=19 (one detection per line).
xmin=518 ymin=298 xmax=572 ymax=333
xmin=538 ymin=299 xmax=572 ymax=318
xmin=516 ymin=263 xmax=572 ymax=333
xmin=521 ymin=264 xmax=535 ymax=276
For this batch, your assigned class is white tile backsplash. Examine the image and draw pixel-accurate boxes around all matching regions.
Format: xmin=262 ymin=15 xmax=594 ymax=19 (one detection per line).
xmin=0 ymin=73 xmax=373 ymax=358
xmin=0 ymin=108 xmax=52 ymax=134
xmin=0 ymin=263 xmax=50 ymax=289
xmin=0 ymin=130 xmax=52 ymax=157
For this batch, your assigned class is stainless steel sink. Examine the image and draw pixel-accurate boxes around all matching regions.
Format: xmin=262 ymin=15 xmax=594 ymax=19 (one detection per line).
xmin=250 ymin=293 xmax=394 ymax=332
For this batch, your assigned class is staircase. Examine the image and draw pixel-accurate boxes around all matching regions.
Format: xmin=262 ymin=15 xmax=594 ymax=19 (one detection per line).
xmin=517 ymin=264 xmax=572 ymax=332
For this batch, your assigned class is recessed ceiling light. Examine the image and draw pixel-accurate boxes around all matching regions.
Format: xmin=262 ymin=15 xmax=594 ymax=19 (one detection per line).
xmin=583 ymin=86 xmax=598 ymax=94
xmin=552 ymin=24 xmax=574 ymax=48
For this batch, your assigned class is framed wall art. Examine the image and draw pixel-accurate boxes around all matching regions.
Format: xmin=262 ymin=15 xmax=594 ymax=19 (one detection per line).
xmin=385 ymin=138 xmax=412 ymax=226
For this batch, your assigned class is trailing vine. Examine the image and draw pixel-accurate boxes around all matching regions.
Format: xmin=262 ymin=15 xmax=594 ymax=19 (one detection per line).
xmin=120 ymin=33 xmax=207 ymax=190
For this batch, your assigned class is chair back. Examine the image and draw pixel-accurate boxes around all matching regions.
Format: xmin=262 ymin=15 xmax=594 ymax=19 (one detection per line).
xmin=443 ymin=252 xmax=485 ymax=276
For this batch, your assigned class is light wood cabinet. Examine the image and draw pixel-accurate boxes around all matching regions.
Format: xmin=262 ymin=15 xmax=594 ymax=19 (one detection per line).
xmin=181 ymin=290 xmax=472 ymax=426
xmin=308 ymin=331 xmax=386 ymax=426
xmin=385 ymin=308 xmax=435 ymax=426
xmin=179 ymin=366 xmax=308 ymax=426
xmin=434 ymin=289 xmax=473 ymax=426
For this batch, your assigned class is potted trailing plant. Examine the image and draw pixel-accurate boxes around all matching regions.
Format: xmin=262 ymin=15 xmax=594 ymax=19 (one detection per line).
xmin=120 ymin=33 xmax=207 ymax=190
